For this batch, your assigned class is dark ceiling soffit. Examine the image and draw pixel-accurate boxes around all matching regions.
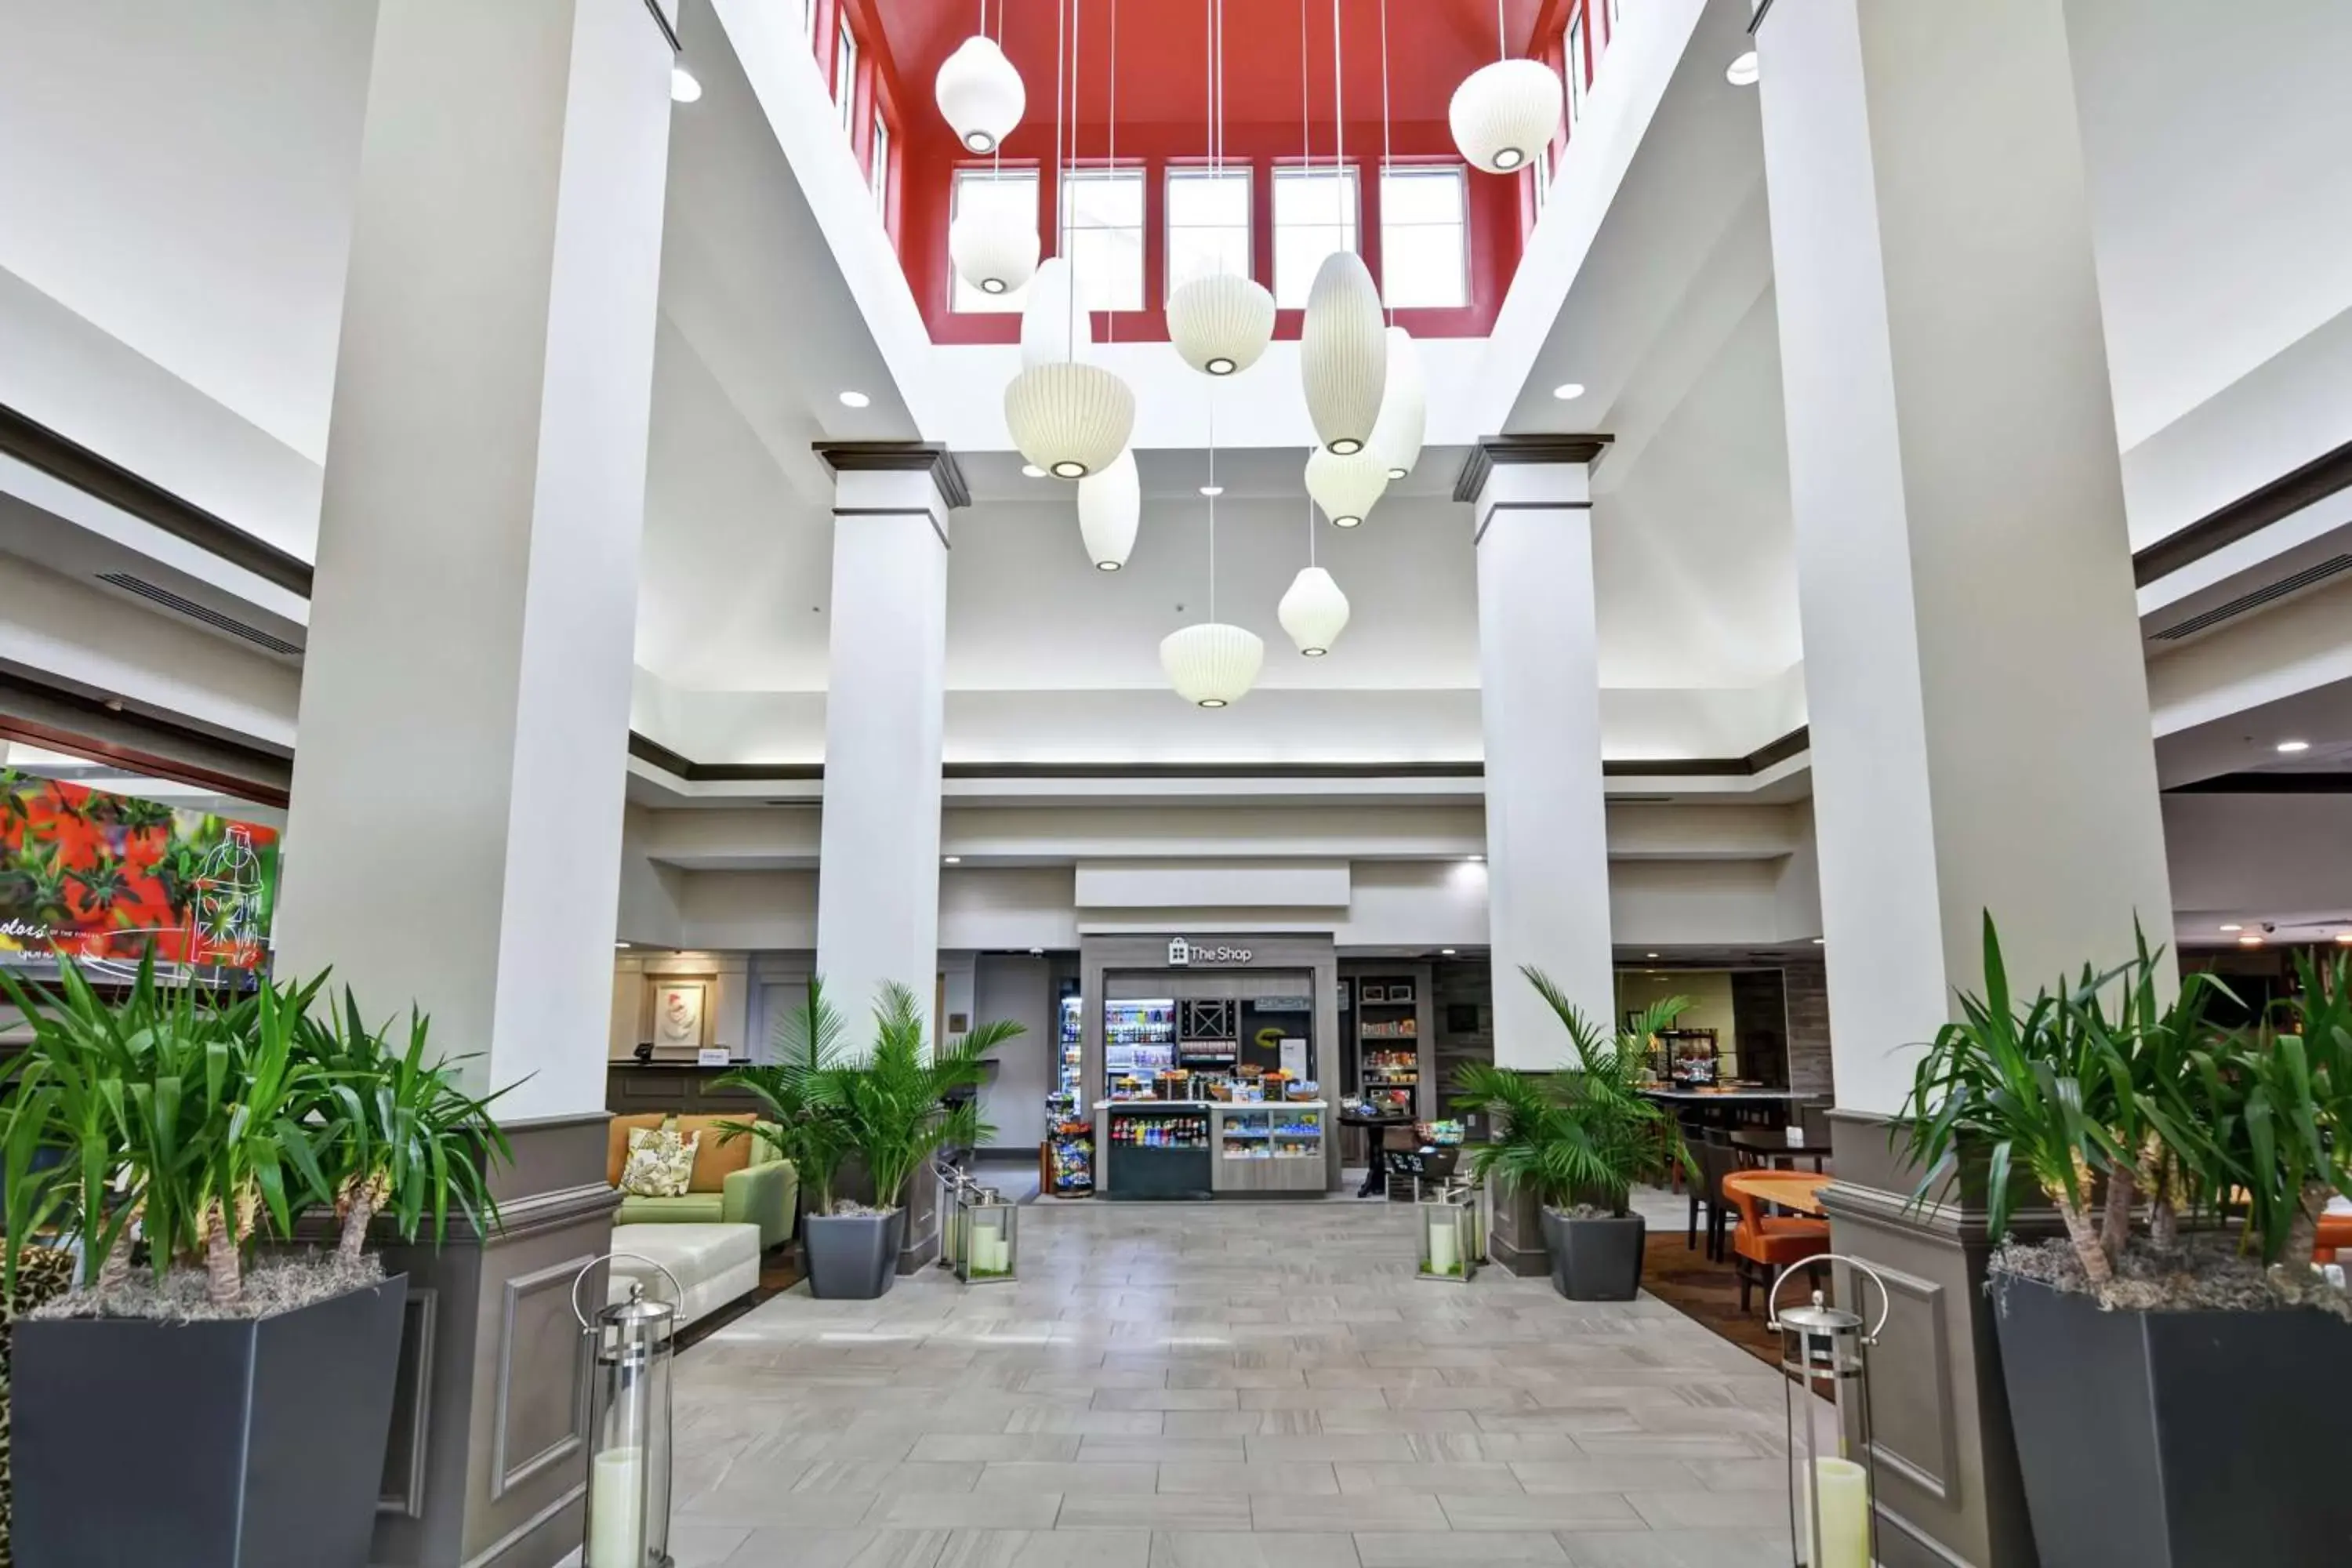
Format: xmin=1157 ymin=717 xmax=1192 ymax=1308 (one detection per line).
xmin=0 ymin=667 xmax=293 ymax=808
xmin=2132 ymin=436 xmax=2352 ymax=587
xmin=812 ymin=441 xmax=972 ymax=510
xmin=2166 ymin=770 xmax=2352 ymax=795
xmin=623 ymin=727 xmax=1810 ymax=785
xmin=1452 ymin=434 xmax=1615 ymax=503
xmin=0 ymin=402 xmax=315 ymax=597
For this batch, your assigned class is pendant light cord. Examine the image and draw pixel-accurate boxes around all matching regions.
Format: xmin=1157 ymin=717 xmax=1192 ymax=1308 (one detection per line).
xmin=1379 ymin=0 xmax=1394 ymax=326
xmin=1495 ymin=0 xmax=1508 ymax=61
xmin=1299 ymin=0 xmax=1310 ymax=178
xmin=1106 ymin=0 xmax=1116 ymax=344
xmin=1066 ymin=0 xmax=1080 ymax=361
xmin=1207 ymin=393 xmax=1218 ymax=621
xmin=1332 ymin=0 xmax=1344 ymax=176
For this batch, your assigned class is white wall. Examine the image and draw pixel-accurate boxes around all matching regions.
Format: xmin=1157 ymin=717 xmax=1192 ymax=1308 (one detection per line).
xmin=973 ymin=953 xmax=1054 ymax=1151
xmin=2162 ymin=792 xmax=2352 ymax=934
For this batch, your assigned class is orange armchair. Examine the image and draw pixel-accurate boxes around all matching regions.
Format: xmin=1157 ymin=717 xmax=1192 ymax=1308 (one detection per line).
xmin=1725 ymin=1174 xmax=1830 ymax=1313
xmin=2316 ymin=1213 xmax=2352 ymax=1266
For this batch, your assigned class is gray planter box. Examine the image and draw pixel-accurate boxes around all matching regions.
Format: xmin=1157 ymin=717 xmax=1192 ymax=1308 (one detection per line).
xmin=14 ymin=1273 xmax=408 ymax=1568
xmin=1996 ymin=1272 xmax=2352 ymax=1566
xmin=804 ymin=1210 xmax=906 ymax=1300
xmin=1541 ymin=1209 xmax=1646 ymax=1301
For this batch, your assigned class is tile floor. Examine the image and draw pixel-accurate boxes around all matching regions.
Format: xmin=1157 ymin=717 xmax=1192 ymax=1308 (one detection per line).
xmin=661 ymin=1197 xmax=1800 ymax=1567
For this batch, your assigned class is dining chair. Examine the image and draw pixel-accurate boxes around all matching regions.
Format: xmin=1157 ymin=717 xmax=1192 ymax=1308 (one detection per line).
xmin=1685 ymin=1131 xmax=1742 ymax=1261
xmin=1726 ymin=1177 xmax=1830 ymax=1312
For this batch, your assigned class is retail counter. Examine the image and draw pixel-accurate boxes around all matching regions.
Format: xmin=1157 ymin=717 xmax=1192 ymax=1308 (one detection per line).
xmin=1094 ymin=1099 xmax=1330 ymax=1200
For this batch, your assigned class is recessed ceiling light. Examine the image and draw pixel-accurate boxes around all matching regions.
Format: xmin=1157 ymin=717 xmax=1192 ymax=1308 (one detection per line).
xmin=2220 ymin=923 xmax=2244 ymax=932
xmin=2238 ymin=934 xmax=2265 ymax=947
xmin=1465 ymin=854 xmax=1484 ymax=863
xmin=1029 ymin=946 xmax=1046 ymax=956
xmin=2336 ymin=932 xmax=2352 ymax=946
xmin=2276 ymin=739 xmax=2311 ymax=753
xmin=1811 ymin=937 xmax=1826 ymax=946
xmin=1552 ymin=383 xmax=1586 ymax=401
xmin=615 ymin=941 xmax=632 ymax=949
xmin=671 ymin=65 xmax=703 ymax=103
xmin=1022 ymin=463 xmax=1047 ymax=478
xmin=942 ymin=855 xmax=962 ymax=865
xmin=1440 ymin=948 xmax=1457 ymax=956
xmin=1200 ymin=485 xmax=1225 ymax=498
xmin=838 ymin=390 xmax=871 ymax=408
xmin=1726 ymin=52 xmax=1759 ymax=86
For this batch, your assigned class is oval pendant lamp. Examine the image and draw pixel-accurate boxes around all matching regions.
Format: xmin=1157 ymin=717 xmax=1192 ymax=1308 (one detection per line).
xmin=1450 ymin=63 xmax=1561 ymax=174
xmin=1300 ymin=252 xmax=1387 ymax=455
xmin=1370 ymin=326 xmax=1425 ymax=480
xmin=1305 ymin=445 xmax=1388 ymax=528
xmin=1279 ymin=566 xmax=1349 ymax=657
xmin=1169 ymin=272 xmax=1276 ymax=377
xmin=1019 ymin=257 xmax=1093 ymax=368
xmin=1076 ymin=448 xmax=1139 ymax=570
xmin=935 ymin=35 xmax=1025 ymax=154
xmin=949 ymin=208 xmax=1040 ymax=297
xmin=1160 ymin=622 xmax=1264 ymax=708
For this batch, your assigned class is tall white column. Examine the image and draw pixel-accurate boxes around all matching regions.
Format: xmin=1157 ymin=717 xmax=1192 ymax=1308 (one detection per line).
xmin=1755 ymin=0 xmax=2173 ymax=1114
xmin=276 ymin=0 xmax=673 ymax=1122
xmin=813 ymin=446 xmax=964 ymax=1042
xmin=1462 ymin=438 xmax=1617 ymax=1069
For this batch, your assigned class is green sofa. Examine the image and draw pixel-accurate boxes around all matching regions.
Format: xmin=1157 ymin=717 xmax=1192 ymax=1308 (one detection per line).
xmin=608 ymin=1113 xmax=797 ymax=1252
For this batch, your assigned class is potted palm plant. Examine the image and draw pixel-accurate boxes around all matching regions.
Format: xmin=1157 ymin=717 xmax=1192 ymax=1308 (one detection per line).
xmin=780 ymin=981 xmax=1015 ymax=1300
xmin=1900 ymin=918 xmax=2352 ymax=1565
xmin=714 ymin=979 xmax=853 ymax=1264
xmin=0 ymin=956 xmax=510 ymax=1568
xmin=1454 ymin=970 xmax=1693 ymax=1300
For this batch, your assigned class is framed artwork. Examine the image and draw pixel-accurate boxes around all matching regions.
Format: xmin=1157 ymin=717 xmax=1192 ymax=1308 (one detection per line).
xmin=1360 ymin=983 xmax=1387 ymax=1004
xmin=650 ymin=978 xmax=711 ymax=1054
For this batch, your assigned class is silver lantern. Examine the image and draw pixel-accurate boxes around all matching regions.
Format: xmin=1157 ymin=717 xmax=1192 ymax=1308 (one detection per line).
xmin=954 ymin=1182 xmax=1018 ymax=1283
xmin=1415 ymin=1177 xmax=1482 ymax=1282
xmin=1767 ymin=1255 xmax=1889 ymax=1568
xmin=572 ymin=1254 xmax=682 ymax=1568
xmin=937 ymin=1163 xmax=977 ymax=1272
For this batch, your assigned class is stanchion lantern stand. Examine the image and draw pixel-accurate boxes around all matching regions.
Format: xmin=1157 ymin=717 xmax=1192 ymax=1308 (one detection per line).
xmin=571 ymin=1253 xmax=684 ymax=1568
xmin=1415 ymin=1177 xmax=1482 ymax=1282
xmin=954 ymin=1182 xmax=1018 ymax=1283
xmin=1767 ymin=1254 xmax=1890 ymax=1568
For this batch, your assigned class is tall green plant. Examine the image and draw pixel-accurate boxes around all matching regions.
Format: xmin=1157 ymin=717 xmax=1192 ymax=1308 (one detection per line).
xmin=1452 ymin=969 xmax=1693 ymax=1214
xmin=300 ymin=993 xmax=511 ymax=1264
xmin=2204 ymin=952 xmax=2352 ymax=1266
xmin=827 ymin=982 xmax=1014 ymax=1214
xmin=715 ymin=978 xmax=854 ymax=1214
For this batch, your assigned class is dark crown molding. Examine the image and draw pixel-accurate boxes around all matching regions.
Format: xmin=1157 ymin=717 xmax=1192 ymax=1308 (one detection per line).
xmin=812 ymin=441 xmax=971 ymax=510
xmin=2132 ymin=435 xmax=2352 ymax=586
xmin=1453 ymin=434 xmax=1614 ymax=503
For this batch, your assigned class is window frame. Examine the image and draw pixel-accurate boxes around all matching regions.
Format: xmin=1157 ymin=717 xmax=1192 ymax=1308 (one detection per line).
xmin=1377 ymin=163 xmax=1470 ymax=311
xmin=948 ymin=165 xmax=1043 ymax=314
xmin=833 ymin=16 xmax=858 ymax=134
xmin=1058 ymin=163 xmax=1149 ymax=314
xmin=1163 ymin=164 xmax=1254 ymax=302
xmin=1270 ymin=162 xmax=1362 ymax=310
xmin=870 ymin=107 xmax=892 ymax=220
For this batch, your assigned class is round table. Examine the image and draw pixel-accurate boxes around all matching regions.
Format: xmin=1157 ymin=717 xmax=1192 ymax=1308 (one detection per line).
xmin=1338 ymin=1110 xmax=1416 ymax=1197
xmin=1728 ymin=1128 xmax=1829 ymax=1171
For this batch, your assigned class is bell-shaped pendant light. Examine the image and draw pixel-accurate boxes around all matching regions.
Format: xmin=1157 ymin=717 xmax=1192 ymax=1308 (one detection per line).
xmin=949 ymin=208 xmax=1040 ymax=297
xmin=1076 ymin=448 xmax=1139 ymax=570
xmin=1300 ymin=253 xmax=1387 ymax=455
xmin=935 ymin=36 xmax=1025 ymax=154
xmin=1168 ymin=272 xmax=1276 ymax=378
xmin=1019 ymin=257 xmax=1093 ymax=368
xmin=1370 ymin=326 xmax=1425 ymax=481
xmin=1005 ymin=363 xmax=1134 ymax=480
xmin=1450 ymin=59 xmax=1562 ymax=175
xmin=1160 ymin=622 xmax=1265 ymax=708
xmin=1279 ymin=567 xmax=1349 ymax=657
xmin=1305 ymin=445 xmax=1388 ymax=528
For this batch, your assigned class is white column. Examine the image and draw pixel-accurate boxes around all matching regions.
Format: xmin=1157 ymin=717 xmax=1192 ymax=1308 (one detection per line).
xmin=1465 ymin=439 xmax=1617 ymax=1069
xmin=1756 ymin=0 xmax=2173 ymax=1112
xmin=276 ymin=0 xmax=673 ymax=1122
xmin=813 ymin=448 xmax=963 ymax=1042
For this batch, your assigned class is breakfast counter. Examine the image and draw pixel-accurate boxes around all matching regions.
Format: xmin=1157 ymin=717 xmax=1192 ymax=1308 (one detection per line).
xmin=1094 ymin=1099 xmax=1330 ymax=1200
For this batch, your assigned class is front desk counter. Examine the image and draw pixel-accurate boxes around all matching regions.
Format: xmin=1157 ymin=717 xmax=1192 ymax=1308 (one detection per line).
xmin=1094 ymin=1099 xmax=1330 ymax=1200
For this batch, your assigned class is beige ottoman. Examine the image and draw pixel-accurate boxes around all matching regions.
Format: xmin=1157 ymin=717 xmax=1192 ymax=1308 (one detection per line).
xmin=608 ymin=1223 xmax=760 ymax=1329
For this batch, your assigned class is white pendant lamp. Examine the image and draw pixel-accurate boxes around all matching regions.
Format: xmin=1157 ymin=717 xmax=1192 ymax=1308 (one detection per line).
xmin=1305 ymin=445 xmax=1388 ymax=528
xmin=1370 ymin=326 xmax=1425 ymax=480
xmin=949 ymin=208 xmax=1040 ymax=297
xmin=1279 ymin=566 xmax=1349 ymax=657
xmin=1160 ymin=622 xmax=1264 ymax=708
xmin=935 ymin=35 xmax=1025 ymax=154
xmin=1300 ymin=252 xmax=1387 ymax=455
xmin=1450 ymin=59 xmax=1561 ymax=173
xmin=1076 ymin=448 xmax=1139 ymax=570
xmin=1019 ymin=257 xmax=1093 ymax=368
xmin=1005 ymin=361 xmax=1134 ymax=480
xmin=1169 ymin=272 xmax=1276 ymax=378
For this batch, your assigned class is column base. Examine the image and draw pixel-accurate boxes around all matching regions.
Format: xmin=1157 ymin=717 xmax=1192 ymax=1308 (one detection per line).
xmin=1483 ymin=1179 xmax=1550 ymax=1277
xmin=1819 ymin=1112 xmax=2057 ymax=1568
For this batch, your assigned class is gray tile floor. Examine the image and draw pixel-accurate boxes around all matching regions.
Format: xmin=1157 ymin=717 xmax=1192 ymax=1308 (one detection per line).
xmin=662 ymin=1197 xmax=1799 ymax=1567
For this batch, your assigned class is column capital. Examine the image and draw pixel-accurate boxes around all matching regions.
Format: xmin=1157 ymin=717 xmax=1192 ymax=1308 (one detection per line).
xmin=814 ymin=441 xmax=971 ymax=508
xmin=1452 ymin=434 xmax=1613 ymax=503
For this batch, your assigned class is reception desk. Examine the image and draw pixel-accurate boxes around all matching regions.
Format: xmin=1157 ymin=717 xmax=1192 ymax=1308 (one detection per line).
xmin=1094 ymin=1100 xmax=1330 ymax=1200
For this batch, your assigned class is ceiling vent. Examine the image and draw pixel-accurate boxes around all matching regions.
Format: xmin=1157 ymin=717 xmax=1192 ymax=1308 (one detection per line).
xmin=2151 ymin=554 xmax=2352 ymax=643
xmin=96 ymin=572 xmax=303 ymax=657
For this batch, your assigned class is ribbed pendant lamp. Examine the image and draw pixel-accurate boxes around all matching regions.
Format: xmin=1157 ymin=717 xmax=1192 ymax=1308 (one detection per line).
xmin=1161 ymin=401 xmax=1262 ymax=706
xmin=1298 ymin=3 xmax=1385 ymax=454
xmin=950 ymin=208 xmax=1040 ymax=297
xmin=1076 ymin=447 xmax=1139 ymax=570
xmin=1370 ymin=326 xmax=1425 ymax=480
xmin=1450 ymin=0 xmax=1562 ymax=175
xmin=1305 ymin=445 xmax=1388 ymax=528
xmin=1168 ymin=0 xmax=1274 ymax=378
xmin=1279 ymin=567 xmax=1349 ymax=658
xmin=935 ymin=33 xmax=1025 ymax=154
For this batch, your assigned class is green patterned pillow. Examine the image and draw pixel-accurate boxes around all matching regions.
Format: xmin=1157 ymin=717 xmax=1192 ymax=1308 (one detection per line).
xmin=620 ymin=1125 xmax=699 ymax=1198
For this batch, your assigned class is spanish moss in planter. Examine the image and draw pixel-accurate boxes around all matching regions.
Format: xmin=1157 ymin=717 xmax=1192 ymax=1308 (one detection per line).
xmin=713 ymin=978 xmax=1022 ymax=1301
xmin=1900 ymin=919 xmax=2352 ymax=1567
xmin=0 ymin=956 xmax=511 ymax=1568
xmin=1454 ymin=971 xmax=1697 ymax=1301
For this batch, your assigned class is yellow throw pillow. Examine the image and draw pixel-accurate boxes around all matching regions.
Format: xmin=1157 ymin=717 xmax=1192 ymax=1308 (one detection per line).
xmin=620 ymin=1125 xmax=699 ymax=1198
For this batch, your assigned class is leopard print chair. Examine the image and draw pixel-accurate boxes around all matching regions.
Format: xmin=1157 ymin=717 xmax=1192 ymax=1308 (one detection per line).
xmin=1 ymin=1249 xmax=78 ymax=1568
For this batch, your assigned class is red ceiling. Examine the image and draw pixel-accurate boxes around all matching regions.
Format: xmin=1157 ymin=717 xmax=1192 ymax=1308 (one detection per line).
xmin=872 ymin=0 xmax=1552 ymax=142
